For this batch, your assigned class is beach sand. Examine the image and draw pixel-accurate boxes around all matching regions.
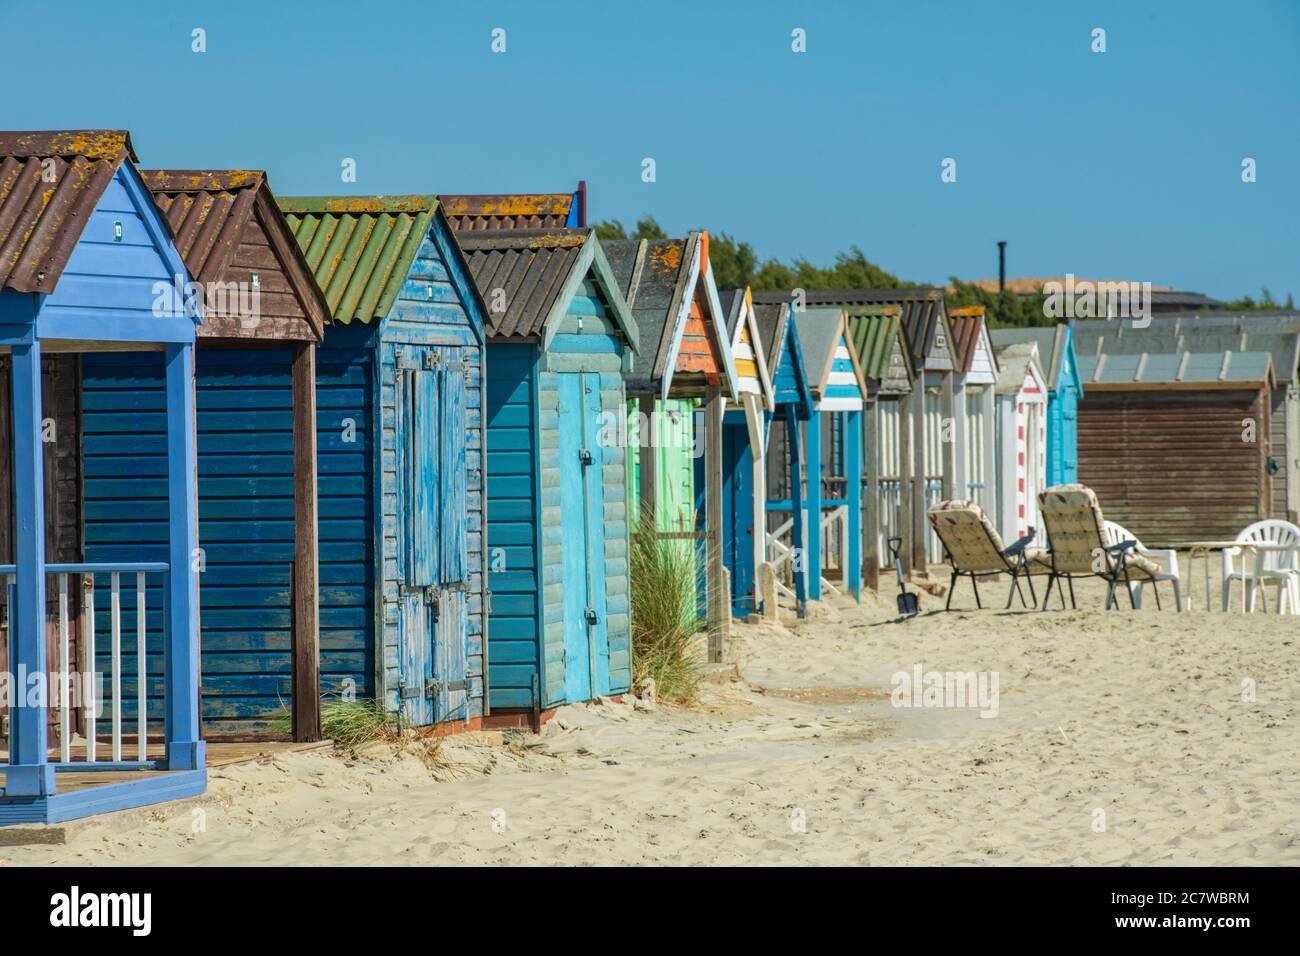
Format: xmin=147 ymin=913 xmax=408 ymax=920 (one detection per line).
xmin=6 ymin=571 xmax=1298 ymax=866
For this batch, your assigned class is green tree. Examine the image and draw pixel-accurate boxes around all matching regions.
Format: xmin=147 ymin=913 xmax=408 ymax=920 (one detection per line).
xmin=592 ymin=215 xmax=667 ymax=241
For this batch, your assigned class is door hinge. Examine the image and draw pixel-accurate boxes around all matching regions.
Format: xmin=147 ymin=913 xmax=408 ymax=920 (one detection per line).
xmin=427 ymin=677 xmax=471 ymax=696
xmin=422 ymin=351 xmax=440 ymax=370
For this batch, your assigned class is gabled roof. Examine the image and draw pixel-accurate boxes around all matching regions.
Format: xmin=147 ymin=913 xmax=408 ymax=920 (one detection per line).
xmin=0 ymin=130 xmax=138 ymax=294
xmin=603 ymin=232 xmax=736 ymax=399
xmin=753 ymin=287 xmax=949 ymax=370
xmin=276 ymin=195 xmax=440 ymax=324
xmin=845 ymin=306 xmax=914 ymax=396
xmin=947 ymin=306 xmax=983 ymax=374
xmin=438 ymin=191 xmax=577 ymax=231
xmin=993 ymin=342 xmax=1044 ymax=397
xmin=754 ymin=300 xmax=814 ymax=418
xmin=989 ymin=324 xmax=1078 ymax=392
xmin=718 ymin=287 xmax=774 ymax=411
xmin=457 ymin=227 xmax=637 ymax=349
xmin=142 ymin=170 xmax=327 ymax=341
xmin=794 ymin=307 xmax=867 ymax=410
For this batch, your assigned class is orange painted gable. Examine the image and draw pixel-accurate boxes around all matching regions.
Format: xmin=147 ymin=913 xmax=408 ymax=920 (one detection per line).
xmin=675 ymin=286 xmax=723 ymax=383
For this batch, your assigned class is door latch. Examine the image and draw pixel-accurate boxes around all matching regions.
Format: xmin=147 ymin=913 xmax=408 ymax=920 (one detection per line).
xmin=585 ymin=607 xmax=599 ymax=626
xmin=424 ymin=585 xmax=441 ymax=622
xmin=579 ymin=448 xmax=594 ymax=466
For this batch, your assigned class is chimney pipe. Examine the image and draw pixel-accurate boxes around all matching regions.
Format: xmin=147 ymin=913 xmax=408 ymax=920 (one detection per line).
xmin=997 ymin=241 xmax=1007 ymax=294
xmin=577 ymin=180 xmax=587 ymax=228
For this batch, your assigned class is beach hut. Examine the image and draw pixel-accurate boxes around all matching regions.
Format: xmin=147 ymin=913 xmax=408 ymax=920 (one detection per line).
xmin=989 ymin=323 xmax=1083 ymax=488
xmin=602 ymin=233 xmax=738 ymax=642
xmin=455 ymin=227 xmax=638 ymax=715
xmin=277 ymin=195 xmax=487 ymax=728
xmin=0 ymin=130 xmax=204 ymax=824
xmin=792 ymin=308 xmax=867 ymax=601
xmin=1084 ymin=312 xmax=1300 ymax=524
xmin=845 ymin=306 xmax=916 ymax=587
xmin=76 ymin=170 xmax=329 ymax=741
xmin=1070 ymin=325 xmax=1278 ymax=546
xmin=716 ymin=288 xmax=774 ymax=616
xmin=992 ymin=341 xmax=1047 ymax=544
xmin=753 ymin=300 xmax=816 ymax=614
xmin=947 ymin=306 xmax=1000 ymax=520
xmin=754 ymin=289 xmax=956 ymax=570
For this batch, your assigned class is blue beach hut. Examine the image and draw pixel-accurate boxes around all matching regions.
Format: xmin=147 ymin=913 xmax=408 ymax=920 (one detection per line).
xmin=456 ymin=227 xmax=639 ymax=717
xmin=0 ymin=130 xmax=204 ymax=825
xmin=278 ymin=195 xmax=488 ymax=729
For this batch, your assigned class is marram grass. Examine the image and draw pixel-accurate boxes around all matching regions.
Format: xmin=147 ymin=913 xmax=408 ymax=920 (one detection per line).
xmin=629 ymin=505 xmax=703 ymax=705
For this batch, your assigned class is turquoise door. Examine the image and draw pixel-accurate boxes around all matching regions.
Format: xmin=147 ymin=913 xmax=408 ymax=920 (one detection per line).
xmin=558 ymin=372 xmax=609 ymax=701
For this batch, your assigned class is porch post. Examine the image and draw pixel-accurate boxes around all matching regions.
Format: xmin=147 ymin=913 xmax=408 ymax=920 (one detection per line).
xmin=704 ymin=389 xmax=724 ymax=661
xmin=785 ymin=406 xmax=807 ymax=617
xmin=863 ymin=401 xmax=881 ymax=591
xmin=6 ymin=340 xmax=54 ymax=796
xmin=163 ymin=342 xmax=205 ymax=771
xmin=637 ymin=394 xmax=657 ymax=525
xmin=292 ymin=342 xmax=321 ymax=743
xmin=805 ymin=409 xmax=822 ymax=600
xmin=845 ymin=408 xmax=862 ymax=600
xmin=910 ymin=380 xmax=927 ymax=571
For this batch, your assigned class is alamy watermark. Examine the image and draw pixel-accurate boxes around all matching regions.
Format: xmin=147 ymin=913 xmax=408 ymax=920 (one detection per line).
xmin=1043 ymin=274 xmax=1151 ymax=328
xmin=890 ymin=663 xmax=1000 ymax=718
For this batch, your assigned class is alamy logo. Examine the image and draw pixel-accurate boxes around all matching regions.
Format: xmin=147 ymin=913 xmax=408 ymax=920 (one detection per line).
xmin=890 ymin=663 xmax=1000 ymax=718
xmin=1043 ymin=274 xmax=1152 ymax=328
xmin=50 ymin=886 xmax=152 ymax=936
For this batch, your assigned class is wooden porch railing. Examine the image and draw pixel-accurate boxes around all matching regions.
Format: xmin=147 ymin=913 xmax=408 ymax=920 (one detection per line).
xmin=2 ymin=561 xmax=169 ymax=770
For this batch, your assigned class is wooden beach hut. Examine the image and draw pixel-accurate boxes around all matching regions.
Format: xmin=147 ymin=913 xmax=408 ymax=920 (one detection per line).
xmin=439 ymin=185 xmax=583 ymax=232
xmin=1071 ymin=326 xmax=1278 ymax=546
xmin=77 ymin=170 xmax=329 ymax=741
xmin=845 ymin=306 xmax=916 ymax=587
xmin=602 ymin=233 xmax=739 ymax=643
xmin=277 ymin=195 xmax=488 ymax=728
xmin=753 ymin=300 xmax=816 ymax=615
xmin=790 ymin=307 xmax=868 ymax=601
xmin=754 ymin=289 xmax=957 ymax=571
xmin=947 ymin=306 xmax=1000 ymax=519
xmin=989 ymin=323 xmax=1083 ymax=488
xmin=455 ymin=227 xmax=638 ymax=715
xmin=716 ymin=288 xmax=774 ymax=617
xmin=0 ymin=130 xmax=204 ymax=824
xmin=992 ymin=341 xmax=1047 ymax=545
xmin=1098 ymin=312 xmax=1300 ymax=524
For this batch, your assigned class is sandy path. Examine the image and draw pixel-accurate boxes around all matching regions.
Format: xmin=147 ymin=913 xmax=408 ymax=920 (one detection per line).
xmin=6 ymin=578 xmax=1298 ymax=866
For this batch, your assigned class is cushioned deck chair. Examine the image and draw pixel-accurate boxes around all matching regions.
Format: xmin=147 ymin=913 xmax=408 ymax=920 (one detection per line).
xmin=1036 ymin=484 xmax=1166 ymax=610
xmin=927 ymin=500 xmax=1041 ymax=610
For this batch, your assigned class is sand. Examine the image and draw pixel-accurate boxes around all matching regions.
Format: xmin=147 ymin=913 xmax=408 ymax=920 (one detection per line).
xmin=6 ymin=571 xmax=1299 ymax=866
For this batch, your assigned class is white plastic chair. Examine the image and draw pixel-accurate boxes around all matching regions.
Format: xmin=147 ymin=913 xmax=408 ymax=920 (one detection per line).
xmin=1221 ymin=520 xmax=1300 ymax=614
xmin=1103 ymin=521 xmax=1183 ymax=611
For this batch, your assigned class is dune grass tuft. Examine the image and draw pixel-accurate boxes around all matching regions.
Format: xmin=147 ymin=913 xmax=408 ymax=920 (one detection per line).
xmin=629 ymin=505 xmax=703 ymax=704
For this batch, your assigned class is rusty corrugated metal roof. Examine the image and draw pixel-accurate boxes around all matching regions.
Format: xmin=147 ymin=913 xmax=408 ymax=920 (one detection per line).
xmin=946 ymin=305 xmax=985 ymax=374
xmin=142 ymin=170 xmax=328 ymax=340
xmin=275 ymin=195 xmax=437 ymax=324
xmin=0 ymin=130 xmax=137 ymax=294
xmin=458 ymin=228 xmax=588 ymax=338
xmin=439 ymin=192 xmax=573 ymax=231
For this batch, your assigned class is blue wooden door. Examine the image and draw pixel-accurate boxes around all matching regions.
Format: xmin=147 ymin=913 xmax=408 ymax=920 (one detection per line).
xmin=722 ymin=416 xmax=756 ymax=617
xmin=558 ymin=372 xmax=608 ymax=701
xmin=395 ymin=346 xmax=469 ymax=725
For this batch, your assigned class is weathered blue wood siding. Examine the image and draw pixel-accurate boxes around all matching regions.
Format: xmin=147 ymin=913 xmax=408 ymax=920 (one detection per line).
xmin=376 ymin=224 xmax=484 ymax=723
xmin=535 ymin=276 xmax=631 ymax=705
xmin=484 ymin=342 xmax=541 ymax=710
xmin=1047 ymin=325 xmax=1081 ymax=487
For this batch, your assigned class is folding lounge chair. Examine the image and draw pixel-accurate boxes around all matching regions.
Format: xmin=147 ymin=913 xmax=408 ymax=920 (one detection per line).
xmin=1036 ymin=484 xmax=1166 ymax=610
xmin=927 ymin=499 xmax=1040 ymax=610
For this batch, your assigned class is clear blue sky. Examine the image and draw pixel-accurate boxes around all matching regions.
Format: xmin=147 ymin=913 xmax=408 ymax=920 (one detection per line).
xmin=4 ymin=0 xmax=1297 ymax=301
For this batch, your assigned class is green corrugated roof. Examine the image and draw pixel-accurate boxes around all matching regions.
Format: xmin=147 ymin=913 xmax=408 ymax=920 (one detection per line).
xmin=845 ymin=307 xmax=903 ymax=381
xmin=276 ymin=195 xmax=438 ymax=323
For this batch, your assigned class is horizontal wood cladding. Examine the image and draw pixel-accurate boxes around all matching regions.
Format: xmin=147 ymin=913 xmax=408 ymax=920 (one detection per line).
xmin=1077 ymin=388 xmax=1270 ymax=546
